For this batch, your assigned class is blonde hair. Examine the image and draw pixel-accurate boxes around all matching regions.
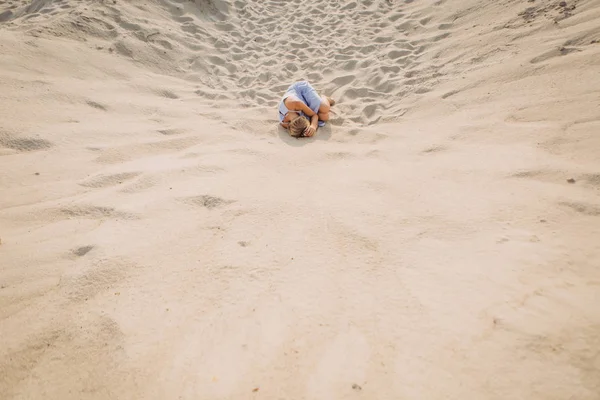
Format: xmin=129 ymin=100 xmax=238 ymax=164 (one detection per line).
xmin=289 ymin=116 xmax=310 ymax=137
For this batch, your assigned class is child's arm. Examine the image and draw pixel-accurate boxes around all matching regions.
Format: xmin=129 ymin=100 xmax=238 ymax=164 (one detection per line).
xmin=305 ymin=115 xmax=318 ymax=137
xmin=288 ymin=100 xmax=317 ymax=117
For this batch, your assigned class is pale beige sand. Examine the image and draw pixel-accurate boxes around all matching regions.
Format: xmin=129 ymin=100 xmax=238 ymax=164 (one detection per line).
xmin=1 ymin=0 xmax=600 ymax=398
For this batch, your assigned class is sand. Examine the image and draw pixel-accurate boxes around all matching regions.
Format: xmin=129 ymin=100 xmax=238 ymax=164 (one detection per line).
xmin=1 ymin=0 xmax=600 ymax=398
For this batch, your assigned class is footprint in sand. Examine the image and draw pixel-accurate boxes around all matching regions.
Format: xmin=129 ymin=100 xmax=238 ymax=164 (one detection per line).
xmin=58 ymin=205 xmax=138 ymax=221
xmin=559 ymin=201 xmax=600 ymax=217
xmin=72 ymin=245 xmax=95 ymax=257
xmin=79 ymin=172 xmax=141 ymax=188
xmin=183 ymin=195 xmax=235 ymax=210
xmin=0 ymin=132 xmax=53 ymax=152
xmin=86 ymin=100 xmax=109 ymax=111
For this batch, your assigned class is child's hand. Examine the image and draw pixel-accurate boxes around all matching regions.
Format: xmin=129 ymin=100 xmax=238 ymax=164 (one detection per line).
xmin=303 ymin=125 xmax=316 ymax=137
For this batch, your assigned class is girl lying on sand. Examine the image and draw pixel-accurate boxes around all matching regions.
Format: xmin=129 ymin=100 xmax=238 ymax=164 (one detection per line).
xmin=278 ymin=80 xmax=335 ymax=138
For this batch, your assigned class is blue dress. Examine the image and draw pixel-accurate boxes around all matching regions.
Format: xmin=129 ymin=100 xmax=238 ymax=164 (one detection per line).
xmin=278 ymin=81 xmax=326 ymax=127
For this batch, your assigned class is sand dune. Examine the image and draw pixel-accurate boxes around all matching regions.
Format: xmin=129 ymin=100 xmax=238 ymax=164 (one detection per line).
xmin=1 ymin=0 xmax=600 ymax=399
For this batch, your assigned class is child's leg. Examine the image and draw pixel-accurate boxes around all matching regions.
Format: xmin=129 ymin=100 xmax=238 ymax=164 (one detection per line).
xmin=300 ymin=82 xmax=334 ymax=125
xmin=299 ymin=82 xmax=322 ymax=113
xmin=318 ymin=95 xmax=331 ymax=121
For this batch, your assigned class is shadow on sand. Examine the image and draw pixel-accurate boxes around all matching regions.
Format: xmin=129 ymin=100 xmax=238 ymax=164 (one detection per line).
xmin=276 ymin=124 xmax=332 ymax=147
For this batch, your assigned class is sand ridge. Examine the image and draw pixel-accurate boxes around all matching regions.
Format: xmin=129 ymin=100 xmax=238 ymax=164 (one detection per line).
xmin=1 ymin=0 xmax=600 ymax=399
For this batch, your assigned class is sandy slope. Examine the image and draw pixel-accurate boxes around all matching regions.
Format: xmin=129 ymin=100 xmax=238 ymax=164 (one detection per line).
xmin=1 ymin=0 xmax=600 ymax=399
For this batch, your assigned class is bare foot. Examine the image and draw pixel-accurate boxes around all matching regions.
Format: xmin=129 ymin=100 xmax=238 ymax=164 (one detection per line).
xmin=327 ymin=96 xmax=336 ymax=106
